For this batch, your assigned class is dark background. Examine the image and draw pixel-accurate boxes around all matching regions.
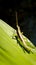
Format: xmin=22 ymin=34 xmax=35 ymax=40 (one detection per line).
xmin=0 ymin=0 xmax=36 ymax=45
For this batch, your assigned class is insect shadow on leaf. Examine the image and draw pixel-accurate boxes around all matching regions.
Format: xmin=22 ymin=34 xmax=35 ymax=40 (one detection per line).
xmin=15 ymin=36 xmax=30 ymax=53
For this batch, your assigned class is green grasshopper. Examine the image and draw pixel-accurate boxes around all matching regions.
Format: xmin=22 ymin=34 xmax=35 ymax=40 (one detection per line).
xmin=16 ymin=12 xmax=35 ymax=53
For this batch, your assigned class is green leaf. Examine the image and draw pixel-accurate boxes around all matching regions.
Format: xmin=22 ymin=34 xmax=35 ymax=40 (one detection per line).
xmin=0 ymin=19 xmax=36 ymax=65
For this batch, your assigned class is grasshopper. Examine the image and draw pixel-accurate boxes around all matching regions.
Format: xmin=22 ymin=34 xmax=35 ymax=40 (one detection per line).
xmin=16 ymin=12 xmax=35 ymax=53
